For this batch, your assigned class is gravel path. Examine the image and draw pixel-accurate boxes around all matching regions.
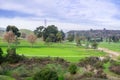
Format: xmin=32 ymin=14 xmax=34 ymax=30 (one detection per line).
xmin=82 ymin=44 xmax=120 ymax=59
xmin=98 ymin=47 xmax=120 ymax=58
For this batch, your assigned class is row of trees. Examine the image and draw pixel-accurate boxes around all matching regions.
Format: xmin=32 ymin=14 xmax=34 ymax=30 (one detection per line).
xmin=34 ymin=25 xmax=65 ymax=42
xmin=3 ymin=25 xmax=65 ymax=48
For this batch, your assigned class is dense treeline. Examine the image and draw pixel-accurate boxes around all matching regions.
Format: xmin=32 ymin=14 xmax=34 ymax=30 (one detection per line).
xmin=34 ymin=25 xmax=65 ymax=42
xmin=67 ymin=29 xmax=120 ymax=43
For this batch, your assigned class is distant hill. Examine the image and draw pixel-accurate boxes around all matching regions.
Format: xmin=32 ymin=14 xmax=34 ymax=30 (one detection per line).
xmin=0 ymin=27 xmax=5 ymax=31
xmin=0 ymin=27 xmax=5 ymax=37
xmin=20 ymin=29 xmax=33 ymax=35
xmin=20 ymin=29 xmax=34 ymax=38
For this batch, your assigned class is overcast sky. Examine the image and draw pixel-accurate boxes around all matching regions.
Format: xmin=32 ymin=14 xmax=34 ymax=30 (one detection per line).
xmin=0 ymin=0 xmax=120 ymax=31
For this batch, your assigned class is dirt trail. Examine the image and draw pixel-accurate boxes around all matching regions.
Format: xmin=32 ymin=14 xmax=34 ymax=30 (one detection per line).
xmin=82 ymin=44 xmax=120 ymax=58
xmin=98 ymin=47 xmax=120 ymax=59
xmin=82 ymin=44 xmax=120 ymax=79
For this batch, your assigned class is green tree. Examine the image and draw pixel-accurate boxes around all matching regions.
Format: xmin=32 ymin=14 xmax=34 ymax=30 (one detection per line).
xmin=6 ymin=25 xmax=21 ymax=37
xmin=43 ymin=25 xmax=58 ymax=42
xmin=56 ymin=31 xmax=62 ymax=42
xmin=34 ymin=26 xmax=44 ymax=38
xmin=76 ymin=37 xmax=81 ymax=46
xmin=6 ymin=25 xmax=21 ymax=47
xmin=75 ymin=33 xmax=81 ymax=46
xmin=67 ymin=33 xmax=74 ymax=42
xmin=60 ymin=30 xmax=65 ymax=40
xmin=45 ymin=37 xmax=52 ymax=46
xmin=112 ymin=36 xmax=119 ymax=42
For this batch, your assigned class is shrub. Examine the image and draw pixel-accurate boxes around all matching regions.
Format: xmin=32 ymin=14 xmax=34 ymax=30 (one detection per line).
xmin=0 ymin=48 xmax=4 ymax=64
xmin=0 ymin=63 xmax=12 ymax=75
xmin=109 ymin=61 xmax=120 ymax=75
xmin=33 ymin=67 xmax=58 ymax=80
xmin=103 ymin=56 xmax=110 ymax=63
xmin=109 ymin=66 xmax=120 ymax=75
xmin=110 ymin=60 xmax=120 ymax=66
xmin=82 ymin=72 xmax=93 ymax=78
xmin=68 ymin=64 xmax=77 ymax=74
xmin=94 ymin=69 xmax=107 ymax=79
xmin=91 ymin=42 xmax=98 ymax=49
xmin=5 ymin=48 xmax=25 ymax=63
xmin=78 ymin=57 xmax=99 ymax=67
xmin=94 ymin=61 xmax=104 ymax=69
xmin=12 ymin=65 xmax=30 ymax=79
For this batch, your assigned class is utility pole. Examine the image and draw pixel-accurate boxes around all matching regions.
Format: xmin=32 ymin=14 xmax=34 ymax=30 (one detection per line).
xmin=44 ymin=19 xmax=47 ymax=27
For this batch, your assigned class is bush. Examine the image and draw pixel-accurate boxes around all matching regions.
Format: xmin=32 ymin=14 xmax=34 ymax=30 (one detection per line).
xmin=5 ymin=48 xmax=25 ymax=63
xmin=69 ymin=64 xmax=77 ymax=74
xmin=12 ymin=66 xmax=30 ymax=77
xmin=103 ymin=56 xmax=110 ymax=63
xmin=94 ymin=61 xmax=104 ymax=69
xmin=110 ymin=60 xmax=120 ymax=66
xmin=0 ymin=48 xmax=4 ymax=64
xmin=82 ymin=72 xmax=93 ymax=78
xmin=33 ymin=67 xmax=58 ymax=80
xmin=0 ymin=63 xmax=12 ymax=75
xmin=109 ymin=66 xmax=120 ymax=75
xmin=78 ymin=57 xmax=99 ymax=67
xmin=91 ymin=42 xmax=98 ymax=49
xmin=109 ymin=61 xmax=120 ymax=75
xmin=94 ymin=69 xmax=107 ymax=79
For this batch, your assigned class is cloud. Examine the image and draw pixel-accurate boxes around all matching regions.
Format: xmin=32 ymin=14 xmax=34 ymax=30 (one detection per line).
xmin=0 ymin=0 xmax=120 ymax=30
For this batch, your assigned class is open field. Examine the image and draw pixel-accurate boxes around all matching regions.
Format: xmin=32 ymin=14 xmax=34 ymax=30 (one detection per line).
xmin=17 ymin=47 xmax=106 ymax=62
xmin=0 ymin=39 xmax=106 ymax=62
xmin=99 ymin=42 xmax=120 ymax=53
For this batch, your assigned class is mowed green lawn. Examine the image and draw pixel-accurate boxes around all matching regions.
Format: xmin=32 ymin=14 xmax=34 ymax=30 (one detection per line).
xmin=17 ymin=47 xmax=106 ymax=62
xmin=0 ymin=39 xmax=106 ymax=62
xmin=99 ymin=42 xmax=120 ymax=53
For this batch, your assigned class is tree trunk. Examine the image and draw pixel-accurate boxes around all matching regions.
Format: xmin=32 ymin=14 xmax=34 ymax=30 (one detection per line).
xmin=8 ymin=43 xmax=10 ymax=49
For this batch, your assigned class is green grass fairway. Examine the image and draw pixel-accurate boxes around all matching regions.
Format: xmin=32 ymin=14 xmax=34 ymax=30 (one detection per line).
xmin=2 ymin=46 xmax=106 ymax=62
xmin=99 ymin=42 xmax=120 ymax=53
xmin=0 ymin=39 xmax=106 ymax=62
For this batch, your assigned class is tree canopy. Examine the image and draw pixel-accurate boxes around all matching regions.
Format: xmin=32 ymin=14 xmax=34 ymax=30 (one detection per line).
xmin=6 ymin=25 xmax=21 ymax=37
xmin=34 ymin=26 xmax=44 ymax=38
xmin=43 ymin=25 xmax=58 ymax=42
xmin=34 ymin=25 xmax=65 ymax=42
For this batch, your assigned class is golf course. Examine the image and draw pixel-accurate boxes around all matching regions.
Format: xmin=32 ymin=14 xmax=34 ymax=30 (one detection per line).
xmin=0 ymin=39 xmax=106 ymax=62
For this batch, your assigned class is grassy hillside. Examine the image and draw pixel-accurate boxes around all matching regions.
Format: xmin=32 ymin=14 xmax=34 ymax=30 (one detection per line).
xmin=20 ymin=29 xmax=33 ymax=35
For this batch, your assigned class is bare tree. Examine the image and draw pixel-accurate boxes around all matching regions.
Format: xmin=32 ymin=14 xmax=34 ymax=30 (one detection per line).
xmin=27 ymin=34 xmax=37 ymax=47
xmin=4 ymin=31 xmax=15 ymax=48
